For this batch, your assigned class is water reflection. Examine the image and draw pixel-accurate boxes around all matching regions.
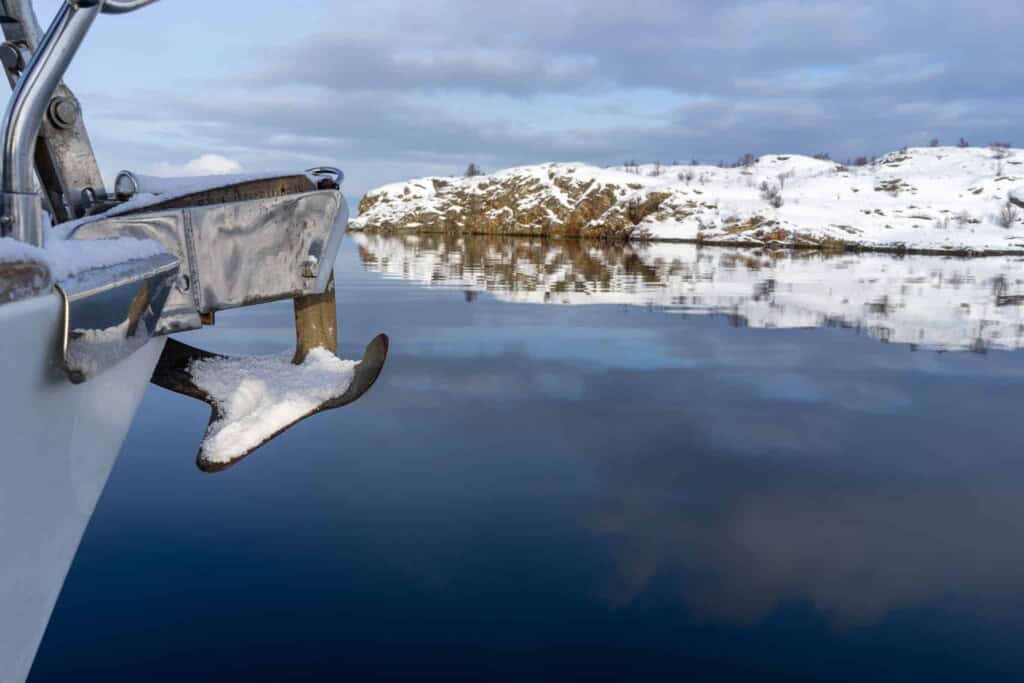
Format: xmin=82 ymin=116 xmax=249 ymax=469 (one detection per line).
xmin=582 ymin=427 xmax=1024 ymax=626
xmin=32 ymin=243 xmax=1024 ymax=680
xmin=354 ymin=232 xmax=1024 ymax=352
xmin=385 ymin=346 xmax=1024 ymax=629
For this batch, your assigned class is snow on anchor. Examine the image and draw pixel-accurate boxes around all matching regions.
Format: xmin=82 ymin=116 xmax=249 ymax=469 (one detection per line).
xmin=153 ymin=335 xmax=388 ymax=473
xmin=151 ymin=282 xmax=388 ymax=473
xmin=190 ymin=348 xmax=359 ymax=467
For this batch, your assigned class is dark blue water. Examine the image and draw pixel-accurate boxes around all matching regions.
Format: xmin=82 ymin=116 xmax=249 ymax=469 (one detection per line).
xmin=30 ymin=237 xmax=1024 ymax=681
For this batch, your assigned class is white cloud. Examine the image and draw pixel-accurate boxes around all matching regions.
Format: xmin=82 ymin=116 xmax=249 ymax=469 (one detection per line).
xmin=150 ymin=153 xmax=243 ymax=177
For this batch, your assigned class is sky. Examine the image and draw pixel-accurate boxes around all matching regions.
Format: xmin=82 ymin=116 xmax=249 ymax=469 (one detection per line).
xmin=26 ymin=0 xmax=1024 ymax=198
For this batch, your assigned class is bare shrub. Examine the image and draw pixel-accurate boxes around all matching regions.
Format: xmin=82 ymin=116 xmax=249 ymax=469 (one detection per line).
xmin=678 ymin=169 xmax=695 ymax=183
xmin=929 ymin=138 xmax=940 ymax=147
xmin=998 ymin=200 xmax=1019 ymax=228
xmin=955 ymin=210 xmax=973 ymax=227
xmin=776 ymin=170 xmax=795 ymax=189
xmin=734 ymin=153 xmax=756 ymax=168
xmin=649 ymin=162 xmax=663 ymax=177
xmin=465 ymin=163 xmax=484 ymax=177
xmin=759 ymin=180 xmax=784 ymax=208
xmin=991 ymin=142 xmax=1012 ymax=160
xmin=933 ymin=216 xmax=950 ymax=230
xmin=958 ymin=137 xmax=970 ymax=148
xmin=852 ymin=156 xmax=870 ymax=167
xmin=812 ymin=152 xmax=831 ymax=161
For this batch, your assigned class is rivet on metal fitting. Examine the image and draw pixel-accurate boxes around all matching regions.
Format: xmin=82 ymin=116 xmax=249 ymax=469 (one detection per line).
xmin=302 ymin=254 xmax=319 ymax=278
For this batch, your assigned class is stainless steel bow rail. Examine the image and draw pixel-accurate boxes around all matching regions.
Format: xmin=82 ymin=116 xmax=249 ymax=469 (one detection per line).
xmin=0 ymin=0 xmax=388 ymax=471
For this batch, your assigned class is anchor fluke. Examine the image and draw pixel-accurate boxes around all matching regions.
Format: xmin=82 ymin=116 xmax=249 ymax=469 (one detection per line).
xmin=152 ymin=332 xmax=388 ymax=473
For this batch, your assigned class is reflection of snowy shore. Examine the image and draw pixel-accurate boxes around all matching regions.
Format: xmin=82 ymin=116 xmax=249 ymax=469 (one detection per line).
xmin=354 ymin=233 xmax=1024 ymax=352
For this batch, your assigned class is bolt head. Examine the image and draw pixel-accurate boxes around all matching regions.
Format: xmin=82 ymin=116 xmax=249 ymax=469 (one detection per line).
xmin=48 ymin=97 xmax=79 ymax=129
xmin=0 ymin=43 xmax=21 ymax=71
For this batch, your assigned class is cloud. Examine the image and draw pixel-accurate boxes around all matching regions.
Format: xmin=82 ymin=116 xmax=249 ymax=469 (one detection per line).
xmin=256 ymin=33 xmax=600 ymax=96
xmin=74 ymin=0 xmax=1024 ymax=197
xmin=148 ymin=153 xmax=243 ymax=177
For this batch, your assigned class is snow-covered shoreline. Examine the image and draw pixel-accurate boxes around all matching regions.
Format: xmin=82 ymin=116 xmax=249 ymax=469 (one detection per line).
xmin=351 ymin=146 xmax=1024 ymax=255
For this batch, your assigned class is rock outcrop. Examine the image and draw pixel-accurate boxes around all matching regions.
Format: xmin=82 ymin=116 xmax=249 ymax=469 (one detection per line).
xmin=350 ymin=147 xmax=1024 ymax=254
xmin=355 ymin=169 xmax=672 ymax=240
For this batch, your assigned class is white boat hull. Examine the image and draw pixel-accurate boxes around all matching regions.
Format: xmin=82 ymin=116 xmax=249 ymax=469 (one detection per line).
xmin=0 ymin=292 xmax=163 ymax=683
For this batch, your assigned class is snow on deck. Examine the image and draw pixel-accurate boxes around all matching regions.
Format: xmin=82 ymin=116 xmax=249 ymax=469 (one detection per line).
xmin=0 ymin=230 xmax=165 ymax=289
xmin=189 ymin=348 xmax=356 ymax=465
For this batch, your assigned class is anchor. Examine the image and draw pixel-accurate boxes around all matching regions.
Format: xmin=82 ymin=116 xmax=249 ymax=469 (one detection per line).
xmin=66 ymin=169 xmax=390 ymax=472
xmin=151 ymin=281 xmax=389 ymax=473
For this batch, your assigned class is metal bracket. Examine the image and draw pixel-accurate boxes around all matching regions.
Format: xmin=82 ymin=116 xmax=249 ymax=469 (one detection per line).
xmin=66 ymin=172 xmax=349 ymax=334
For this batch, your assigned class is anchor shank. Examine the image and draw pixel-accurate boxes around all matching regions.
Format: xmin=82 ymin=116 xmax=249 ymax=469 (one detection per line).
xmin=292 ymin=273 xmax=337 ymax=364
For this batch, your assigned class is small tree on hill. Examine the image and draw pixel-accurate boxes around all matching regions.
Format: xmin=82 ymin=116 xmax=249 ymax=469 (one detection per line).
xmin=759 ymin=180 xmax=784 ymax=208
xmin=999 ymin=200 xmax=1019 ymax=228
xmin=465 ymin=163 xmax=484 ymax=177
xmin=991 ymin=143 xmax=1012 ymax=160
xmin=734 ymin=153 xmax=756 ymax=168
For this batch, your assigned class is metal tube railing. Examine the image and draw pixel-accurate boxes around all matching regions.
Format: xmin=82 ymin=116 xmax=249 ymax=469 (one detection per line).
xmin=10 ymin=0 xmax=44 ymax=49
xmin=0 ymin=1 xmax=102 ymax=245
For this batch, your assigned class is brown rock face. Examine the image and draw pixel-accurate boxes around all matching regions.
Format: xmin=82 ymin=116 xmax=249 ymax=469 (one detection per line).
xmin=354 ymin=168 xmax=671 ymax=241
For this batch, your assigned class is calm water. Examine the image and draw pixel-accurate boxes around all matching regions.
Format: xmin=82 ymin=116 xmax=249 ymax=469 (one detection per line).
xmin=31 ymin=235 xmax=1024 ymax=681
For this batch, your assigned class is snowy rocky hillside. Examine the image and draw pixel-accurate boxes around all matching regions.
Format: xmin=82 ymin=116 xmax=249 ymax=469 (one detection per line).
xmin=354 ymin=232 xmax=1024 ymax=352
xmin=351 ymin=146 xmax=1024 ymax=254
